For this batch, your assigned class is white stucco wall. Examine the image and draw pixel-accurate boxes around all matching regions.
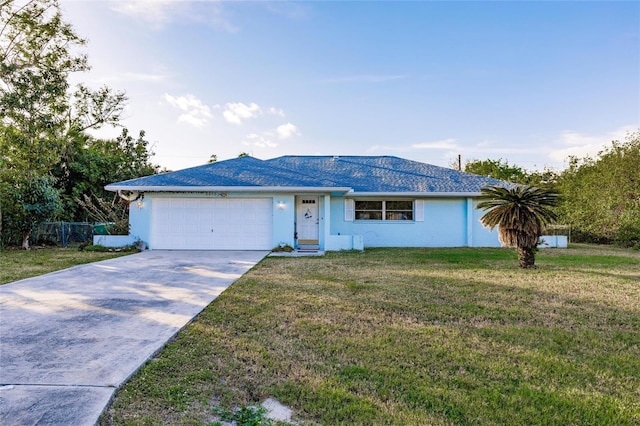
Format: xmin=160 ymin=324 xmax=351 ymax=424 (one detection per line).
xmin=329 ymin=196 xmax=501 ymax=248
xmin=128 ymin=192 xmax=296 ymax=250
xmin=128 ymin=200 xmax=150 ymax=244
xmin=538 ymin=235 xmax=568 ymax=248
xmin=93 ymin=234 xmax=138 ymax=248
xmin=127 ymin=192 xmax=501 ymax=250
xmin=469 ymin=199 xmax=502 ymax=247
xmin=272 ymin=194 xmax=296 ymax=248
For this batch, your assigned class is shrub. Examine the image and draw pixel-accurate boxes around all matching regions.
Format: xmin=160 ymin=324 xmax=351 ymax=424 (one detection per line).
xmin=80 ymin=244 xmax=138 ymax=253
xmin=615 ymin=223 xmax=640 ymax=249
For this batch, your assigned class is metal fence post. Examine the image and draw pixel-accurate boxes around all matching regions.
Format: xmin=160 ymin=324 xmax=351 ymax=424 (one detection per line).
xmin=61 ymin=221 xmax=67 ymax=248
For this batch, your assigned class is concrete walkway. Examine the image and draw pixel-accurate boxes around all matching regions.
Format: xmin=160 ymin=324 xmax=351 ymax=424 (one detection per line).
xmin=0 ymin=250 xmax=268 ymax=425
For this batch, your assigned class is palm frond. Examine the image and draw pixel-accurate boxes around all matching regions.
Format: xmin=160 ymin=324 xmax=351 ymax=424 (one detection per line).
xmin=476 ymin=185 xmax=560 ymax=249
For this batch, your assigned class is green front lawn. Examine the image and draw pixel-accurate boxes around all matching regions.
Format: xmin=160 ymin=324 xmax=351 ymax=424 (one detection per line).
xmin=0 ymin=248 xmax=134 ymax=285
xmin=98 ymin=245 xmax=637 ymax=424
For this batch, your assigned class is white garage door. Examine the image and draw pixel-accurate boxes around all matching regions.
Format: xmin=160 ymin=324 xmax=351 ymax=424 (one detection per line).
xmin=150 ymin=198 xmax=273 ymax=250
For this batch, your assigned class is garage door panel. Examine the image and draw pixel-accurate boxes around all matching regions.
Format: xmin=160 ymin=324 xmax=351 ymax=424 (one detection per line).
xmin=151 ymin=198 xmax=273 ymax=250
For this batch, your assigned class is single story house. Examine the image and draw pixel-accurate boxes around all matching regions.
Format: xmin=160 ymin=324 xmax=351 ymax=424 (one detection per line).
xmin=105 ymin=155 xmax=510 ymax=251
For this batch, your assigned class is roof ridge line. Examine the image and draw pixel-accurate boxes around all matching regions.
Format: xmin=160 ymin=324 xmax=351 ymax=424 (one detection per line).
xmin=265 ymin=158 xmax=345 ymax=187
xmin=334 ymin=156 xmax=446 ymax=181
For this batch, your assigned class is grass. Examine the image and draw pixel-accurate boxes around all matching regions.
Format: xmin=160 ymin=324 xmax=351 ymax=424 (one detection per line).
xmin=93 ymin=245 xmax=638 ymax=424
xmin=0 ymin=247 xmax=134 ymax=285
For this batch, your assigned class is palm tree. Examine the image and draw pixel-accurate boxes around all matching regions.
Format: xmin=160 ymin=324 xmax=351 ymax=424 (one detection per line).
xmin=476 ymin=185 xmax=560 ymax=268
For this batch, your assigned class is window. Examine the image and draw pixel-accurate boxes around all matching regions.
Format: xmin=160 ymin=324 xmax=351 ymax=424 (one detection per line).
xmin=385 ymin=200 xmax=414 ymax=220
xmin=355 ymin=200 xmax=382 ymax=220
xmin=355 ymin=200 xmax=413 ymax=221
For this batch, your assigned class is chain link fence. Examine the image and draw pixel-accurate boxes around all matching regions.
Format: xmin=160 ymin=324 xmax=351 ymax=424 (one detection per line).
xmin=545 ymin=224 xmax=571 ymax=242
xmin=31 ymin=222 xmax=94 ymax=247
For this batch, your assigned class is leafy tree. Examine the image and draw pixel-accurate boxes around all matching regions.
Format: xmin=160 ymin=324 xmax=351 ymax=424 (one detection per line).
xmin=521 ymin=168 xmax=559 ymax=189
xmin=464 ymin=158 xmax=559 ymax=189
xmin=53 ymin=129 xmax=160 ymax=221
xmin=1 ymin=0 xmax=86 ymax=173
xmin=477 ymin=185 xmax=560 ymax=268
xmin=465 ymin=159 xmax=528 ymax=183
xmin=2 ymin=174 xmax=62 ymax=249
xmin=557 ymin=131 xmax=640 ymax=247
xmin=0 ymin=0 xmax=126 ymax=173
xmin=0 ymin=0 xmax=139 ymax=246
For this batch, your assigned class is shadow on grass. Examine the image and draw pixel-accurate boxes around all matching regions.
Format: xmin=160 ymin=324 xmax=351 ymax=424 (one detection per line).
xmin=102 ymin=247 xmax=640 ymax=425
xmin=243 ymin=252 xmax=639 ymax=424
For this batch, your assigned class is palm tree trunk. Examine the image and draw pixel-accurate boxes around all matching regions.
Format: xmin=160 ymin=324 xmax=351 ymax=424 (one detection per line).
xmin=517 ymin=247 xmax=536 ymax=268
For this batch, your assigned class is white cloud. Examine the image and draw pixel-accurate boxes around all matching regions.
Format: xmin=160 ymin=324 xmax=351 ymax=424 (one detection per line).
xmin=110 ymin=0 xmax=307 ymax=32
xmin=242 ymin=122 xmax=300 ymax=148
xmin=163 ymin=93 xmax=212 ymax=128
xmin=268 ymin=107 xmax=285 ymax=117
xmin=202 ymin=3 xmax=239 ymax=33
xmin=548 ymin=125 xmax=637 ymax=162
xmin=276 ymin=122 xmax=300 ymax=139
xmin=223 ymin=102 xmax=262 ymax=125
xmin=469 ymin=142 xmax=539 ymax=155
xmin=99 ymin=71 xmax=170 ymax=84
xmin=109 ymin=0 xmax=180 ymax=27
xmin=112 ymin=0 xmax=307 ymax=32
xmin=412 ymin=138 xmax=459 ymax=150
xmin=264 ymin=1 xmax=311 ymax=21
xmin=176 ymin=114 xmax=205 ymax=128
xmin=322 ymin=74 xmax=409 ymax=84
xmin=367 ymin=138 xmax=544 ymax=170
xmin=244 ymin=133 xmax=278 ymax=148
xmin=109 ymin=0 xmax=238 ymax=32
xmin=366 ymin=145 xmax=411 ymax=153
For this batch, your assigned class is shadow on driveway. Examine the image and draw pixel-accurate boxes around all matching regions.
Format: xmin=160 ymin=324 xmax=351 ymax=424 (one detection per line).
xmin=0 ymin=250 xmax=268 ymax=425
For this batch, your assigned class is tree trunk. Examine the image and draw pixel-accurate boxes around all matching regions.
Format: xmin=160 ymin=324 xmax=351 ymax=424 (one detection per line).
xmin=517 ymin=246 xmax=536 ymax=268
xmin=22 ymin=233 xmax=30 ymax=250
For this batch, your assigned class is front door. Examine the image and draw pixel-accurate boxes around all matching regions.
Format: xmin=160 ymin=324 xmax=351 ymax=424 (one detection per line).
xmin=296 ymin=196 xmax=319 ymax=245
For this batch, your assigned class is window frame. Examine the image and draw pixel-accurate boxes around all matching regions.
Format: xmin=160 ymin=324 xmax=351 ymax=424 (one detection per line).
xmin=354 ymin=199 xmax=415 ymax=222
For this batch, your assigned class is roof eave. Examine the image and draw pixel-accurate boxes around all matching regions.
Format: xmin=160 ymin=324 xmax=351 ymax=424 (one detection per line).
xmin=104 ymin=185 xmax=353 ymax=193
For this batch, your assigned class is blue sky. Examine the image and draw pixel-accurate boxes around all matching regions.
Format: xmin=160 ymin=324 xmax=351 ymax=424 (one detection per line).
xmin=61 ymin=0 xmax=639 ymax=172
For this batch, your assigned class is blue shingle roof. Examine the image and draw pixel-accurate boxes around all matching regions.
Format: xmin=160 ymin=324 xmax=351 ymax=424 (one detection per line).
xmin=108 ymin=156 xmax=338 ymax=188
xmin=267 ymin=156 xmax=508 ymax=192
xmin=107 ymin=155 xmax=509 ymax=193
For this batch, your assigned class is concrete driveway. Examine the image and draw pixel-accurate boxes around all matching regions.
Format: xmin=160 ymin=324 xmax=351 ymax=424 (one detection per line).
xmin=0 ymin=250 xmax=268 ymax=425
